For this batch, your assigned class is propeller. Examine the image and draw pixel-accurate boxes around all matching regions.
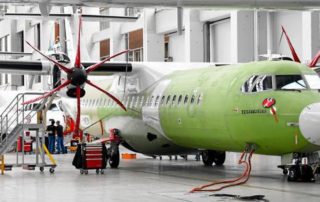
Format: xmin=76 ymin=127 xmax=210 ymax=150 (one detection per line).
xmin=23 ymin=15 xmax=128 ymax=136
xmin=281 ymin=25 xmax=320 ymax=67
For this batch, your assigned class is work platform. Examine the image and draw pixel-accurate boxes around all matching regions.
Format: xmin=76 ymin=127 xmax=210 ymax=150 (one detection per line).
xmin=0 ymin=148 xmax=319 ymax=202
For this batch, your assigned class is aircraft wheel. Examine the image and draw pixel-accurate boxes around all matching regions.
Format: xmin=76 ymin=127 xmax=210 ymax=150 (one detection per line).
xmin=283 ymin=168 xmax=288 ymax=175
xmin=109 ymin=152 xmax=120 ymax=168
xmin=201 ymin=150 xmax=215 ymax=166
xmin=213 ymin=151 xmax=226 ymax=166
xmin=108 ymin=145 xmax=120 ymax=169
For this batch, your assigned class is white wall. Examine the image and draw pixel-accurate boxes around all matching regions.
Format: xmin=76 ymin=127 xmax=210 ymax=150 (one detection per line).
xmin=210 ymin=19 xmax=231 ymax=63
xmin=272 ymin=11 xmax=303 ymax=59
xmin=168 ymin=32 xmax=185 ymax=62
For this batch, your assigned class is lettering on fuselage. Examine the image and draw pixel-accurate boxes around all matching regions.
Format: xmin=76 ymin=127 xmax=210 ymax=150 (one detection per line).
xmin=241 ymin=109 xmax=267 ymax=115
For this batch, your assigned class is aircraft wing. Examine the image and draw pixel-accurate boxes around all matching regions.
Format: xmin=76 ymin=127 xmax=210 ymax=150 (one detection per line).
xmin=0 ymin=59 xmax=132 ymax=76
xmin=0 ymin=60 xmax=51 ymax=75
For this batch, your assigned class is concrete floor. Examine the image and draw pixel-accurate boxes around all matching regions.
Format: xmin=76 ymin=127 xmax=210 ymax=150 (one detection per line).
xmin=0 ymin=148 xmax=320 ymax=202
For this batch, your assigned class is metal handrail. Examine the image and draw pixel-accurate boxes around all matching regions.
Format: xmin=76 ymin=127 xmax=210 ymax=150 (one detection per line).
xmin=0 ymin=92 xmax=45 ymax=148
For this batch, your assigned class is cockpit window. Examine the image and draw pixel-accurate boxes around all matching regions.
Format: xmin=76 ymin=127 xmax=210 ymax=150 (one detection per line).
xmin=305 ymin=74 xmax=320 ymax=90
xmin=242 ymin=75 xmax=273 ymax=93
xmin=276 ymin=75 xmax=306 ymax=90
xmin=49 ymin=103 xmax=59 ymax=111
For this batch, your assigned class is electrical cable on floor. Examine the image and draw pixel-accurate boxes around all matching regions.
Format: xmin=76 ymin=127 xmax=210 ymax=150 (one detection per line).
xmin=190 ymin=146 xmax=255 ymax=193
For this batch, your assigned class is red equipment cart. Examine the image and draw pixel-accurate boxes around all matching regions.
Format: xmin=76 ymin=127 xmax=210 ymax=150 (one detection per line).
xmin=72 ymin=143 xmax=107 ymax=174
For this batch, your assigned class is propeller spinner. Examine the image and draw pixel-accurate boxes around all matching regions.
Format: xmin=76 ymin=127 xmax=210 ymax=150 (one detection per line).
xmin=23 ymin=16 xmax=128 ymax=136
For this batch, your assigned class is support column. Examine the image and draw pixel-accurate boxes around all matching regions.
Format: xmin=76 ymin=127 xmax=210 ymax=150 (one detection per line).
xmin=230 ymin=11 xmax=254 ymax=63
xmin=184 ymin=9 xmax=204 ymax=62
xmin=110 ymin=8 xmax=126 ymax=61
xmin=143 ymin=9 xmax=164 ymax=62
xmin=302 ymin=11 xmax=320 ymax=63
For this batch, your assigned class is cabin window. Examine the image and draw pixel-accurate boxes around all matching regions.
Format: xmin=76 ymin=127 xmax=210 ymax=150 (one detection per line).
xmin=144 ymin=97 xmax=149 ymax=107
xmin=130 ymin=96 xmax=135 ymax=108
xmin=140 ymin=96 xmax=144 ymax=107
xmin=160 ymin=96 xmax=165 ymax=106
xmin=197 ymin=93 xmax=203 ymax=105
xmin=190 ymin=95 xmax=195 ymax=104
xmin=184 ymin=95 xmax=188 ymax=104
xmin=155 ymin=95 xmax=160 ymax=106
xmin=276 ymin=75 xmax=306 ymax=90
xmin=166 ymin=95 xmax=171 ymax=105
xmin=177 ymin=95 xmax=182 ymax=106
xmin=242 ymin=75 xmax=273 ymax=93
xmin=49 ymin=103 xmax=59 ymax=111
xmin=135 ymin=96 xmax=140 ymax=108
xmin=172 ymin=95 xmax=177 ymax=106
xmin=149 ymin=96 xmax=154 ymax=106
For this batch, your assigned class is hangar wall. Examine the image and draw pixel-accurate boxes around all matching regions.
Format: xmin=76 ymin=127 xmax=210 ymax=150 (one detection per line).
xmin=0 ymin=7 xmax=319 ymax=90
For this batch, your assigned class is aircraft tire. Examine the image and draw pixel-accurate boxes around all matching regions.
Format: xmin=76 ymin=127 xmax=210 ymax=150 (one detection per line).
xmin=201 ymin=150 xmax=215 ymax=166
xmin=109 ymin=148 xmax=120 ymax=169
xmin=213 ymin=151 xmax=226 ymax=166
xmin=201 ymin=150 xmax=226 ymax=166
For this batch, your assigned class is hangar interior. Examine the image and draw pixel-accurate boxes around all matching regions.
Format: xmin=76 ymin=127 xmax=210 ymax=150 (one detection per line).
xmin=0 ymin=3 xmax=320 ymax=202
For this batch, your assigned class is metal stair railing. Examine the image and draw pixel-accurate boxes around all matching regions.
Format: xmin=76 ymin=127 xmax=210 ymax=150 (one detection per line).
xmin=0 ymin=92 xmax=45 ymax=155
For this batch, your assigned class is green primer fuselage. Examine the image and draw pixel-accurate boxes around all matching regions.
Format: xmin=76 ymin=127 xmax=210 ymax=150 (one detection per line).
xmin=92 ymin=61 xmax=320 ymax=155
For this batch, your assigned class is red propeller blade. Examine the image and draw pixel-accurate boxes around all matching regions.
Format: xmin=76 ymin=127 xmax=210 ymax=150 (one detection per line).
xmin=26 ymin=41 xmax=72 ymax=74
xmin=22 ymin=80 xmax=71 ymax=105
xmin=74 ymin=86 xmax=81 ymax=135
xmin=86 ymin=80 xmax=127 ymax=111
xmin=281 ymin=26 xmax=301 ymax=63
xmin=74 ymin=16 xmax=82 ymax=68
xmin=86 ymin=50 xmax=129 ymax=74
xmin=309 ymin=51 xmax=320 ymax=67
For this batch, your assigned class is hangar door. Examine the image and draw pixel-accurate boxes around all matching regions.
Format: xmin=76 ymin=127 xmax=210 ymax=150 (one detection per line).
xmin=210 ymin=19 xmax=231 ymax=63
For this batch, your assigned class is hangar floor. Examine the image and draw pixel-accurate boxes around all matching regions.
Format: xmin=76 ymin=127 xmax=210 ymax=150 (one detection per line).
xmin=0 ymin=148 xmax=319 ymax=202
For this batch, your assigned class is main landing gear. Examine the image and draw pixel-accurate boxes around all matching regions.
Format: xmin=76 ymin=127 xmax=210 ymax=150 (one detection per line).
xmin=201 ymin=150 xmax=226 ymax=166
xmin=108 ymin=143 xmax=120 ymax=168
xmin=107 ymin=129 xmax=121 ymax=169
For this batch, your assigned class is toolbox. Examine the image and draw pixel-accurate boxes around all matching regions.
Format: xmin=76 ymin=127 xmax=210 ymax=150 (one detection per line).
xmin=72 ymin=143 xmax=107 ymax=174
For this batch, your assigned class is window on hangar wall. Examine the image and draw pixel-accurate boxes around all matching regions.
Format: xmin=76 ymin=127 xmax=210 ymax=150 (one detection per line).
xmin=100 ymin=39 xmax=110 ymax=60
xmin=128 ymin=29 xmax=143 ymax=62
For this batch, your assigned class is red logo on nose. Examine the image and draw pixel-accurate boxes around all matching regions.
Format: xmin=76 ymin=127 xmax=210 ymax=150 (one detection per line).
xmin=262 ymin=98 xmax=276 ymax=108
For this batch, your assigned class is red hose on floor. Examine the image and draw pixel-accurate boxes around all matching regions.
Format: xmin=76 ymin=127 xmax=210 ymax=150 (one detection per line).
xmin=190 ymin=148 xmax=254 ymax=193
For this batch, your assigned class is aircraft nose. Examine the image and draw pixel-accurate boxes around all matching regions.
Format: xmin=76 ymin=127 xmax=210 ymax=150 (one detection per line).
xmin=299 ymin=103 xmax=320 ymax=146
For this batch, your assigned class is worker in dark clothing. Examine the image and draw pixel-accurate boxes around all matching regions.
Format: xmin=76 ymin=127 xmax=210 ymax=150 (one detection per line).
xmin=47 ymin=119 xmax=56 ymax=154
xmin=56 ymin=121 xmax=66 ymax=154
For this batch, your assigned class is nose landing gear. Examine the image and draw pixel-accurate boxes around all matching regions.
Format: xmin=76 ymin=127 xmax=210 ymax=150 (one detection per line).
xmin=279 ymin=153 xmax=318 ymax=182
xmin=287 ymin=160 xmax=315 ymax=182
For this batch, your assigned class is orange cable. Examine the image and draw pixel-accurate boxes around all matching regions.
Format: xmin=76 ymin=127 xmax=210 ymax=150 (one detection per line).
xmin=190 ymin=148 xmax=254 ymax=193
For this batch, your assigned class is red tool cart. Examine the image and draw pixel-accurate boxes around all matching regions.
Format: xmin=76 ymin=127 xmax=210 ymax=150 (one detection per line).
xmin=72 ymin=143 xmax=107 ymax=174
